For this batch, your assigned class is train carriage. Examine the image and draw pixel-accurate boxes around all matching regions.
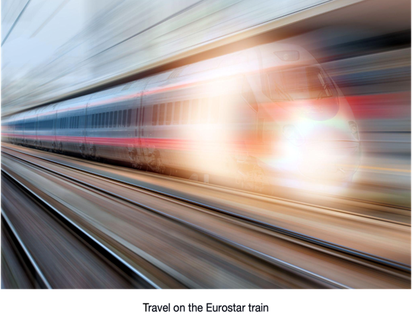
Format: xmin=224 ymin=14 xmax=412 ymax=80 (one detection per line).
xmin=2 ymin=42 xmax=361 ymax=192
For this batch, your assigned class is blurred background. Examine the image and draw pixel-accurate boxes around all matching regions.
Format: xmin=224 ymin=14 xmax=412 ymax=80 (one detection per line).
xmin=1 ymin=0 xmax=410 ymax=289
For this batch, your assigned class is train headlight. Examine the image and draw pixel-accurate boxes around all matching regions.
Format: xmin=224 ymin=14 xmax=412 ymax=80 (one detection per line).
xmin=348 ymin=121 xmax=359 ymax=140
xmin=283 ymin=125 xmax=303 ymax=146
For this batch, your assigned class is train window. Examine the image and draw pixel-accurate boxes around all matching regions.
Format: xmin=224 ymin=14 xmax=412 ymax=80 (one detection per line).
xmin=102 ymin=113 xmax=106 ymax=128
xmin=98 ymin=113 xmax=102 ymax=128
xmin=113 ymin=111 xmax=117 ymax=127
xmin=92 ymin=114 xmax=95 ymax=128
xmin=166 ymin=102 xmax=173 ymax=125
xmin=159 ymin=103 xmax=165 ymax=125
xmin=173 ymin=101 xmax=181 ymax=124
xmin=201 ymin=98 xmax=209 ymax=123
xmin=135 ymin=108 xmax=140 ymax=126
xmin=104 ymin=112 xmax=107 ymax=128
xmin=210 ymin=96 xmax=219 ymax=123
xmin=122 ymin=110 xmax=127 ymax=127
xmin=182 ymin=100 xmax=190 ymax=124
xmin=306 ymin=66 xmax=335 ymax=99
xmin=152 ymin=104 xmax=158 ymax=126
xmin=108 ymin=112 xmax=112 ymax=128
xmin=142 ymin=107 xmax=146 ymax=125
xmin=117 ymin=111 xmax=122 ymax=126
xmin=127 ymin=109 xmax=132 ymax=127
xmin=190 ymin=99 xmax=199 ymax=124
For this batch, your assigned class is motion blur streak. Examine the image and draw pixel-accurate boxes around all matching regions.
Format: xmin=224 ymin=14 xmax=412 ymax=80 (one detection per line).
xmin=1 ymin=0 xmax=411 ymax=289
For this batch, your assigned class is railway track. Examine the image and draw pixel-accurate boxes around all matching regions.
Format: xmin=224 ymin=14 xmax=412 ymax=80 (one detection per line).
xmin=3 ymin=144 xmax=409 ymax=226
xmin=0 ymin=208 xmax=52 ymax=292
xmin=2 ymin=154 xmax=346 ymax=289
xmin=2 ymin=145 xmax=411 ymax=288
xmin=1 ymin=172 xmax=161 ymax=292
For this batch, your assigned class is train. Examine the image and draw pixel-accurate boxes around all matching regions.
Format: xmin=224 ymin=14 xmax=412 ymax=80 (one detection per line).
xmin=2 ymin=42 xmax=361 ymax=193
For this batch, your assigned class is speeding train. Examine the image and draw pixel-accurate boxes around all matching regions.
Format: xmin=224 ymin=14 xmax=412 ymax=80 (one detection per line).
xmin=2 ymin=42 xmax=360 ymax=193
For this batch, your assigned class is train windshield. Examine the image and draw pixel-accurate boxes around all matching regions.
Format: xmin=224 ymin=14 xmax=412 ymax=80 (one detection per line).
xmin=267 ymin=66 xmax=336 ymax=102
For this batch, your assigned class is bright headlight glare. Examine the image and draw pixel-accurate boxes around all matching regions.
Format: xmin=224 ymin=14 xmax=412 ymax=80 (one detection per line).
xmin=283 ymin=125 xmax=303 ymax=146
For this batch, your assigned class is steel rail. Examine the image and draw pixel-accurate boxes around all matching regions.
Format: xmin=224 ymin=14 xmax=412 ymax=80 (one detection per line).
xmin=1 ymin=210 xmax=52 ymax=289
xmin=3 ymin=146 xmax=411 ymax=276
xmin=1 ymin=169 xmax=161 ymax=289
xmin=3 ymin=152 xmax=353 ymax=289
xmin=3 ymin=144 xmax=409 ymax=227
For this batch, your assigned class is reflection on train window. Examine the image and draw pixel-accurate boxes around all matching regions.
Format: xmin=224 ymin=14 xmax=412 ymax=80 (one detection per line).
xmin=182 ymin=100 xmax=190 ymax=124
xmin=191 ymin=99 xmax=199 ymax=124
xmin=113 ymin=111 xmax=118 ymax=127
xmin=166 ymin=102 xmax=173 ymax=125
xmin=173 ymin=101 xmax=181 ymax=125
xmin=152 ymin=104 xmax=158 ymax=126
xmin=159 ymin=103 xmax=165 ymax=125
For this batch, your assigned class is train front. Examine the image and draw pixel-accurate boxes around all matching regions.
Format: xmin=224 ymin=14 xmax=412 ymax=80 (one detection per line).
xmin=259 ymin=46 xmax=361 ymax=191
